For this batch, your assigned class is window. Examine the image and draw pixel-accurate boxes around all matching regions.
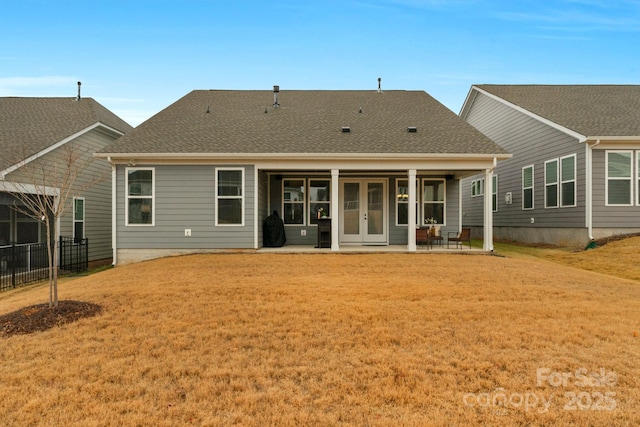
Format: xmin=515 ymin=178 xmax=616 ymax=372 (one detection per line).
xmin=545 ymin=159 xmax=558 ymax=208
xmin=560 ymin=155 xmax=576 ymax=207
xmin=396 ymin=179 xmax=419 ymax=225
xmin=522 ymin=165 xmax=534 ymax=210
xmin=492 ymin=175 xmax=498 ymax=212
xmin=283 ymin=179 xmax=305 ymax=225
xmin=397 ymin=179 xmax=409 ymax=224
xmin=216 ymin=168 xmax=244 ymax=225
xmin=471 ymin=178 xmax=484 ymax=197
xmin=126 ymin=168 xmax=154 ymax=225
xmin=606 ymin=151 xmax=632 ymax=205
xmin=422 ymin=179 xmax=445 ymax=225
xmin=309 ymin=179 xmax=330 ymax=225
xmin=73 ymin=198 xmax=85 ymax=241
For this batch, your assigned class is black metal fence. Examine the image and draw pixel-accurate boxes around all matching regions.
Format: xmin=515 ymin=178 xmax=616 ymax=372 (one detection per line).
xmin=59 ymin=236 xmax=88 ymax=274
xmin=0 ymin=237 xmax=88 ymax=292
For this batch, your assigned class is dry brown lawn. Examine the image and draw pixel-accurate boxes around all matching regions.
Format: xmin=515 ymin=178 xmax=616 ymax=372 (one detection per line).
xmin=1 ymin=242 xmax=639 ymax=426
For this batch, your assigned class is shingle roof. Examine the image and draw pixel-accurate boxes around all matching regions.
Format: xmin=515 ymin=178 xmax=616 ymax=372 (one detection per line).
xmin=475 ymin=85 xmax=640 ymax=137
xmin=0 ymin=97 xmax=133 ymax=172
xmin=100 ymin=90 xmax=507 ymax=156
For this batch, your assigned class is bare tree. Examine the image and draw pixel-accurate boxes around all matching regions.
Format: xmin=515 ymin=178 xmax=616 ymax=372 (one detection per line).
xmin=7 ymin=143 xmax=105 ymax=308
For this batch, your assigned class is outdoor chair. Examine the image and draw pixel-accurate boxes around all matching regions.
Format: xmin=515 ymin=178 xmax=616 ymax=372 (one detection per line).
xmin=448 ymin=227 xmax=471 ymax=249
xmin=416 ymin=227 xmax=429 ymax=248
xmin=416 ymin=227 xmax=443 ymax=249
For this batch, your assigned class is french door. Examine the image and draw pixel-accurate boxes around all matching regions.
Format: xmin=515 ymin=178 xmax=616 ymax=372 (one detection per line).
xmin=339 ymin=179 xmax=387 ymax=245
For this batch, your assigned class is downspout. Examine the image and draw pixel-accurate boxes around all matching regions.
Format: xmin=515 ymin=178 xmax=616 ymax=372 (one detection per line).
xmin=585 ymin=139 xmax=600 ymax=241
xmin=109 ymin=158 xmax=117 ymax=266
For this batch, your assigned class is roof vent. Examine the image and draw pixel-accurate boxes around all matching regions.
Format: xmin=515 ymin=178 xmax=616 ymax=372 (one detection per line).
xmin=76 ymin=81 xmax=81 ymax=101
xmin=273 ymin=85 xmax=280 ymax=108
xmin=342 ymin=126 xmax=351 ymax=133
xmin=377 ymin=77 xmax=382 ymax=93
xmin=359 ymin=107 xmax=362 ymax=113
xmin=407 ymin=126 xmax=417 ymax=133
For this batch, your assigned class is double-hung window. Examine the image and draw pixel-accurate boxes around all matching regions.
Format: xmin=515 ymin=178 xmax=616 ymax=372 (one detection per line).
xmin=396 ymin=179 xmax=419 ymax=226
xmin=522 ymin=165 xmax=534 ymax=210
xmin=73 ymin=197 xmax=85 ymax=241
xmin=283 ymin=179 xmax=305 ymax=225
xmin=422 ymin=179 xmax=445 ymax=225
xmin=126 ymin=168 xmax=154 ymax=225
xmin=309 ymin=179 xmax=330 ymax=225
xmin=560 ymin=155 xmax=576 ymax=207
xmin=471 ymin=178 xmax=484 ymax=197
xmin=397 ymin=179 xmax=409 ymax=224
xmin=216 ymin=168 xmax=244 ymax=225
xmin=606 ymin=151 xmax=633 ymax=206
xmin=492 ymin=175 xmax=498 ymax=212
xmin=545 ymin=159 xmax=559 ymax=208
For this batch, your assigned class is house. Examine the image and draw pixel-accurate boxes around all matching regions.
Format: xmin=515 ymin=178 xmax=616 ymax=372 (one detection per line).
xmin=0 ymin=95 xmax=133 ymax=265
xmin=96 ymin=86 xmax=510 ymax=265
xmin=460 ymin=85 xmax=640 ymax=246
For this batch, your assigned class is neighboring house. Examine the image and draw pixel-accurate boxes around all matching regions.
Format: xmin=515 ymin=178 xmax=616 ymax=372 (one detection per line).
xmin=96 ymin=87 xmax=509 ymax=265
xmin=0 ymin=96 xmax=133 ymax=264
xmin=460 ymin=85 xmax=640 ymax=246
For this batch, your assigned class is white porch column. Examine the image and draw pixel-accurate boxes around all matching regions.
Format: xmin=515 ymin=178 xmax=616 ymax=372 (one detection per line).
xmin=331 ymin=169 xmax=340 ymax=251
xmin=407 ymin=169 xmax=417 ymax=251
xmin=483 ymin=166 xmax=494 ymax=251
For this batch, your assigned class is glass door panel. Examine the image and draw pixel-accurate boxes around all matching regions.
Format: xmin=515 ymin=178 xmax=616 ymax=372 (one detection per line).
xmin=367 ymin=182 xmax=384 ymax=235
xmin=343 ymin=182 xmax=360 ymax=235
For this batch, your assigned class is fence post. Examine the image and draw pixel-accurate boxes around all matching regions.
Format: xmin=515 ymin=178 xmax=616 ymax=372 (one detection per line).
xmin=11 ymin=242 xmax=16 ymax=289
xmin=84 ymin=238 xmax=89 ymax=271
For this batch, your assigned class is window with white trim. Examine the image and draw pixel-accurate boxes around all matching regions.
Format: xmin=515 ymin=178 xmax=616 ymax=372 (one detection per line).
xmin=216 ymin=168 xmax=244 ymax=225
xmin=545 ymin=159 xmax=559 ymax=208
xmin=397 ymin=179 xmax=409 ymax=224
xmin=283 ymin=179 xmax=305 ymax=225
xmin=522 ymin=165 xmax=534 ymax=210
xmin=126 ymin=168 xmax=154 ymax=225
xmin=396 ymin=179 xmax=419 ymax=226
xmin=560 ymin=154 xmax=576 ymax=207
xmin=309 ymin=179 xmax=330 ymax=225
xmin=73 ymin=197 xmax=85 ymax=241
xmin=492 ymin=175 xmax=498 ymax=212
xmin=422 ymin=179 xmax=445 ymax=225
xmin=471 ymin=178 xmax=484 ymax=197
xmin=606 ymin=151 xmax=632 ymax=206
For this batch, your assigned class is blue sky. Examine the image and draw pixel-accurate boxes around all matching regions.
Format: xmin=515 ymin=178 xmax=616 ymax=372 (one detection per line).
xmin=2 ymin=0 xmax=639 ymax=126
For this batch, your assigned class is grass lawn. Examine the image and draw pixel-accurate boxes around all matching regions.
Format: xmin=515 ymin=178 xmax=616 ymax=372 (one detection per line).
xmin=1 ymin=239 xmax=639 ymax=426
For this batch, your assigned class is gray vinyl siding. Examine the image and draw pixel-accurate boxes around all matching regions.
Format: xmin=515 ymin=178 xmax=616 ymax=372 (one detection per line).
xmin=6 ymin=128 xmax=115 ymax=262
xmin=463 ymin=92 xmax=586 ymax=229
xmin=116 ymin=164 xmax=255 ymax=249
xmin=592 ymin=149 xmax=640 ymax=228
